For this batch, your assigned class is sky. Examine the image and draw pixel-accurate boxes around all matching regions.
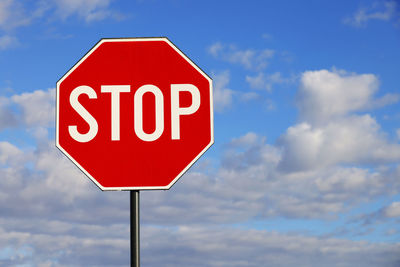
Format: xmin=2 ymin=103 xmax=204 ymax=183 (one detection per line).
xmin=0 ymin=0 xmax=400 ymax=266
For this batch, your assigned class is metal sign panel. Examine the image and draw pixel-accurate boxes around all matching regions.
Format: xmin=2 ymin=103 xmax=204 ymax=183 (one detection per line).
xmin=56 ymin=37 xmax=213 ymax=190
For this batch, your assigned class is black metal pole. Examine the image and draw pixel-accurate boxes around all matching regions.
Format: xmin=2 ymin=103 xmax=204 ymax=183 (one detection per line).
xmin=130 ymin=190 xmax=140 ymax=267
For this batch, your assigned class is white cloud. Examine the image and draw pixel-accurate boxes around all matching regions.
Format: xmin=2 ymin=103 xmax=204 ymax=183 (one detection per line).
xmin=208 ymin=42 xmax=274 ymax=71
xmin=384 ymin=202 xmax=400 ymax=218
xmin=344 ymin=1 xmax=398 ymax=27
xmin=277 ymin=69 xmax=400 ymax=173
xmin=0 ymin=1 xmax=36 ymax=51
xmin=0 ymin=88 xmax=55 ymax=130
xmin=0 ymin=0 xmax=120 ymax=38
xmin=0 ymin=219 xmax=398 ymax=266
xmin=240 ymin=91 xmax=260 ymax=102
xmin=315 ymin=167 xmax=380 ymax=194
xmin=140 ymin=226 xmax=400 ymax=267
xmin=32 ymin=141 xmax=95 ymax=203
xmin=211 ymin=70 xmax=234 ymax=112
xmin=297 ymin=69 xmax=380 ymax=124
xmin=0 ymin=220 xmax=129 ymax=266
xmin=0 ymin=138 xmax=127 ymax=224
xmin=297 ymin=69 xmax=398 ymax=125
xmin=371 ymin=92 xmax=400 ymax=108
xmin=0 ymin=141 xmax=26 ymax=166
xmin=139 ymin=130 xmax=400 ymax=222
xmin=246 ymin=71 xmax=288 ymax=92
xmin=278 ymin=115 xmax=400 ymax=172
xmin=0 ymin=136 xmax=398 ymax=265
xmin=12 ymin=88 xmax=55 ymax=128
xmin=0 ymin=96 xmax=18 ymax=129
xmin=0 ymin=125 xmax=394 ymax=237
xmin=0 ymin=0 xmax=31 ymax=30
xmin=51 ymin=0 xmax=120 ymax=22
xmin=0 ymin=34 xmax=18 ymax=50
xmin=208 ymin=42 xmax=223 ymax=57
xmin=0 ymin=0 xmax=120 ymax=52
xmin=229 ymin=132 xmax=260 ymax=147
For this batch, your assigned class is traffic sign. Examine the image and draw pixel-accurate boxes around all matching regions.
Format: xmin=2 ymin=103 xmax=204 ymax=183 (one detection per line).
xmin=56 ymin=38 xmax=213 ymax=190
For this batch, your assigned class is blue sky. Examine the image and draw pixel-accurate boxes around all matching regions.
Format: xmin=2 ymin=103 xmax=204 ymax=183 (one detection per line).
xmin=0 ymin=0 xmax=400 ymax=266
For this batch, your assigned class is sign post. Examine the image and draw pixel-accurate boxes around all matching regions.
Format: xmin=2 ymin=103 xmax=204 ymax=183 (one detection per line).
xmin=56 ymin=37 xmax=213 ymax=266
xmin=131 ymin=191 xmax=140 ymax=267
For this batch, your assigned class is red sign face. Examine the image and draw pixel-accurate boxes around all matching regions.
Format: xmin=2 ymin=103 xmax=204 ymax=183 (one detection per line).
xmin=56 ymin=38 xmax=214 ymax=190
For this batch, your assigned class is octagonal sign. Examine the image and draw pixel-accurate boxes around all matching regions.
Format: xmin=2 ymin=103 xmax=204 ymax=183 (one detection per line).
xmin=56 ymin=37 xmax=214 ymax=190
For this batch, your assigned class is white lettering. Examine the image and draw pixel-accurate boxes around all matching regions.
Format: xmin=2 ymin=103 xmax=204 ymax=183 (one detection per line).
xmin=68 ymin=86 xmax=98 ymax=142
xmin=171 ymin=84 xmax=200 ymax=140
xmin=101 ymin=85 xmax=131 ymax=141
xmin=68 ymin=83 xmax=200 ymax=142
xmin=134 ymin=84 xmax=164 ymax=141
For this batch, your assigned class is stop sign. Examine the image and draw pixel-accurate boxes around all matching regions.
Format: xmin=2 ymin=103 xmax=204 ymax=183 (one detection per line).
xmin=56 ymin=38 xmax=213 ymax=190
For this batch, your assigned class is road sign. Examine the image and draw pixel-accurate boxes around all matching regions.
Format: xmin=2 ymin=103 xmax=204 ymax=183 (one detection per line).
xmin=56 ymin=37 xmax=214 ymax=190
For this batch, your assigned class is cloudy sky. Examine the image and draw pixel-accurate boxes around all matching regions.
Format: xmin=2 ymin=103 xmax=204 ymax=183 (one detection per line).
xmin=0 ymin=0 xmax=400 ymax=266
